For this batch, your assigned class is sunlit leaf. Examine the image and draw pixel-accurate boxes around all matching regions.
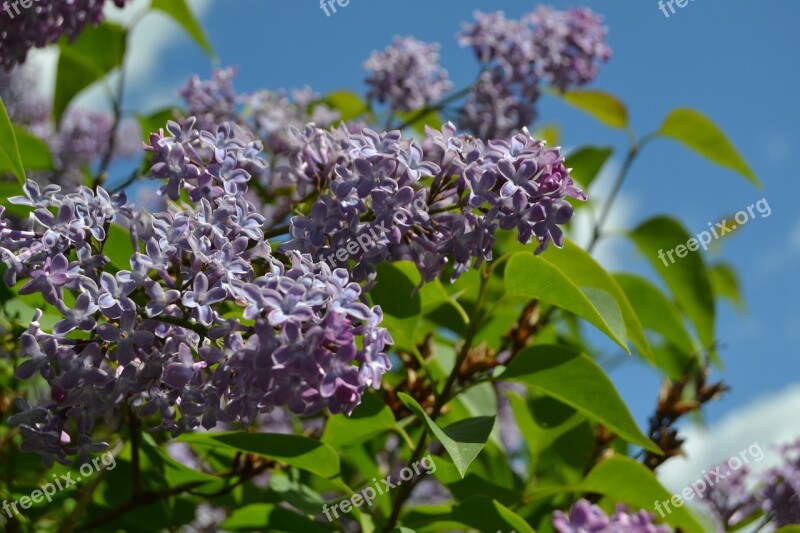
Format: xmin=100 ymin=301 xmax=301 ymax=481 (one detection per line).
xmin=659 ymin=108 xmax=761 ymax=188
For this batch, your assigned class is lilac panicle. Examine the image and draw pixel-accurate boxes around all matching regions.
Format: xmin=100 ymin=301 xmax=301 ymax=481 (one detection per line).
xmin=279 ymin=121 xmax=585 ymax=285
xmin=553 ymin=500 xmax=671 ymax=533
xmin=695 ymin=462 xmax=759 ymax=530
xmin=364 ymin=36 xmax=452 ymax=113
xmin=758 ymin=439 xmax=800 ymax=526
xmin=458 ymin=6 xmax=610 ymax=137
xmin=0 ymin=116 xmax=392 ymax=465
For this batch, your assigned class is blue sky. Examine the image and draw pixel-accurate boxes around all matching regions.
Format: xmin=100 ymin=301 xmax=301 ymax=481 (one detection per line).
xmin=81 ymin=0 xmax=799 ymax=491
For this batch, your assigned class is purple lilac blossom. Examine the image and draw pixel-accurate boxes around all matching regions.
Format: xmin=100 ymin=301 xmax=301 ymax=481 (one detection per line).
xmin=695 ymin=463 xmax=759 ymax=530
xmin=527 ymin=6 xmax=612 ymax=91
xmin=178 ymin=68 xmax=343 ymax=227
xmin=458 ymin=7 xmax=610 ymax=137
xmin=0 ymin=116 xmax=392 ymax=465
xmin=759 ymin=439 xmax=800 ymax=526
xmin=0 ymin=0 xmax=129 ymax=68
xmin=279 ymin=121 xmax=585 ymax=285
xmin=553 ymin=500 xmax=671 ymax=533
xmin=364 ymin=36 xmax=452 ymax=113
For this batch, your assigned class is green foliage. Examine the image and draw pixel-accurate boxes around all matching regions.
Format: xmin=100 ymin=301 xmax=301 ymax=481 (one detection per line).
xmin=54 ymin=22 xmax=127 ymax=123
xmin=178 ymin=432 xmax=341 ymax=479
xmin=559 ymin=89 xmax=629 ymax=129
xmin=629 ymin=216 xmax=716 ymax=349
xmin=0 ymin=96 xmax=26 ymax=184
xmin=504 ymin=251 xmax=630 ymax=353
xmin=399 ymin=393 xmax=495 ymax=478
xmin=566 ymin=145 xmax=613 ymax=189
xmin=503 ymin=345 xmax=661 ymax=454
xmin=580 ymin=456 xmax=705 ymax=532
xmin=151 ymin=0 xmax=215 ymax=57
xmin=658 ymin=108 xmax=761 ymax=188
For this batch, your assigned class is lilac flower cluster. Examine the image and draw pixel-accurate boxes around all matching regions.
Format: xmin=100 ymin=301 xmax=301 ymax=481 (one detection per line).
xmin=177 ymin=68 xmax=344 ymax=227
xmin=553 ymin=500 xmax=671 ymax=533
xmin=458 ymin=7 xmax=610 ymax=138
xmin=694 ymin=464 xmax=758 ymax=529
xmin=280 ymin=121 xmax=585 ymax=285
xmin=0 ymin=117 xmax=392 ymax=465
xmin=527 ymin=6 xmax=612 ymax=91
xmin=0 ymin=0 xmax=128 ymax=69
xmin=364 ymin=36 xmax=452 ymax=113
xmin=759 ymin=439 xmax=800 ymax=526
xmin=691 ymin=439 xmax=800 ymax=529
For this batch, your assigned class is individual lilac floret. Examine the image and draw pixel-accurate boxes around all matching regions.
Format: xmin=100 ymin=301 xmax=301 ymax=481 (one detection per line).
xmin=553 ymin=500 xmax=671 ymax=533
xmin=0 ymin=0 xmax=129 ymax=68
xmin=364 ymin=36 xmax=452 ymax=113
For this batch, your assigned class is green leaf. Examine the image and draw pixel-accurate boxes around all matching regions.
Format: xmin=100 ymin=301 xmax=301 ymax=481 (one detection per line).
xmin=137 ymin=108 xmax=176 ymax=141
xmin=151 ymin=0 xmax=214 ymax=57
xmin=322 ymin=392 xmax=397 ymax=448
xmin=709 ymin=263 xmax=744 ymax=311
xmin=566 ymin=146 xmax=613 ymax=188
xmin=14 ymin=126 xmax=53 ymax=171
xmin=398 ymin=393 xmax=495 ymax=478
xmin=450 ymin=496 xmax=536 ymax=533
xmin=560 ymin=89 xmax=628 ymax=129
xmin=629 ymin=217 xmax=715 ymax=348
xmin=0 ymin=96 xmax=26 ymax=184
xmin=776 ymin=528 xmax=800 ymax=533
xmin=221 ymin=504 xmax=331 ymax=532
xmin=504 ymin=252 xmax=629 ymax=353
xmin=104 ymin=224 xmax=136 ymax=271
xmin=507 ymin=393 xmax=585 ymax=472
xmin=532 ymin=123 xmax=560 ymax=147
xmin=179 ymin=432 xmax=340 ymax=479
xmin=580 ymin=455 xmax=705 ymax=533
xmin=540 ymin=241 xmax=653 ymax=362
xmin=502 ymin=345 xmax=661 ymax=454
xmin=398 ymin=109 xmax=443 ymax=135
xmin=658 ymin=108 xmax=761 ymax=188
xmin=614 ymin=273 xmax=696 ymax=355
xmin=322 ymin=91 xmax=369 ymax=121
xmin=54 ymin=22 xmax=127 ymax=124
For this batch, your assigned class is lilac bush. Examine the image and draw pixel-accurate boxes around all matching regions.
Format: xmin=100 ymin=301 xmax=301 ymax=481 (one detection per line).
xmin=0 ymin=3 xmax=780 ymax=532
